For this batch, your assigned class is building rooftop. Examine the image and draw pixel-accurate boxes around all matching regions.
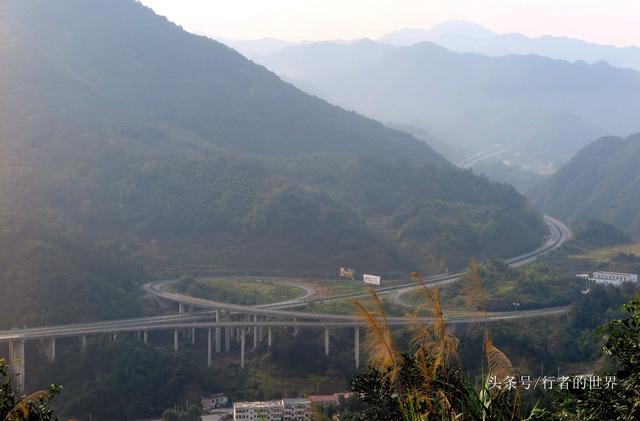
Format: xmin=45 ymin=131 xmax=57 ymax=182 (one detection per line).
xmin=282 ymin=398 xmax=311 ymax=405
xmin=308 ymin=393 xmax=351 ymax=405
xmin=593 ymin=271 xmax=636 ymax=276
xmin=309 ymin=395 xmax=338 ymax=404
xmin=234 ymin=401 xmax=282 ymax=409
xmin=204 ymin=392 xmax=226 ymax=398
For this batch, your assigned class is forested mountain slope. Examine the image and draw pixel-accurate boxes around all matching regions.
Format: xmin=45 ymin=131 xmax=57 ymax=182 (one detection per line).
xmin=0 ymin=0 xmax=545 ymax=275
xmin=0 ymin=213 xmax=144 ymax=329
xmin=531 ymin=133 xmax=640 ymax=238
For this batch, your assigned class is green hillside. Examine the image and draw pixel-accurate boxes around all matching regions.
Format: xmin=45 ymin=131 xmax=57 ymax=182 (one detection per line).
xmin=0 ymin=0 xmax=546 ymax=276
xmin=0 ymin=213 xmax=143 ymax=329
xmin=531 ymin=133 xmax=640 ymax=239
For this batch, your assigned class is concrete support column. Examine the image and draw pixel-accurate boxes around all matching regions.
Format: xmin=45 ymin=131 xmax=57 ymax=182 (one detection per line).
xmin=174 ymin=329 xmax=179 ymax=352
xmin=143 ymin=330 xmax=148 ymax=345
xmin=215 ymin=311 xmax=221 ymax=353
xmin=81 ymin=336 xmax=87 ymax=350
xmin=43 ymin=338 xmax=56 ymax=362
xmin=324 ymin=327 xmax=330 ymax=356
xmin=354 ymin=327 xmax=360 ymax=369
xmin=9 ymin=340 xmax=25 ymax=391
xmin=191 ymin=327 xmax=196 ymax=345
xmin=225 ymin=326 xmax=231 ymax=353
xmin=268 ymin=327 xmax=272 ymax=348
xmin=253 ymin=316 xmax=258 ymax=350
xmin=178 ymin=303 xmax=185 ymax=314
xmin=207 ymin=328 xmax=212 ymax=367
xmin=240 ymin=328 xmax=246 ymax=369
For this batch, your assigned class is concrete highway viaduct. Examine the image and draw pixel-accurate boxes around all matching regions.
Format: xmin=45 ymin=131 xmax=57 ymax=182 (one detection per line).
xmin=0 ymin=216 xmax=571 ymax=392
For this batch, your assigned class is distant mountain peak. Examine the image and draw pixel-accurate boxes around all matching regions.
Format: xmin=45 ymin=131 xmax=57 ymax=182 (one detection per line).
xmin=379 ymin=19 xmax=640 ymax=70
xmin=427 ymin=19 xmax=496 ymax=38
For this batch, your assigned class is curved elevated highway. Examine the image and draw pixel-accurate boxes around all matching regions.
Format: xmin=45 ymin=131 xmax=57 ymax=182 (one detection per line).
xmin=143 ymin=215 xmax=570 ymax=320
xmin=0 ymin=215 xmax=571 ymax=389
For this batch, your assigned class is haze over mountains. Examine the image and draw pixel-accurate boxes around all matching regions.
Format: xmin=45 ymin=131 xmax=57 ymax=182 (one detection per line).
xmin=380 ymin=20 xmax=640 ymax=71
xmin=532 ymin=133 xmax=640 ymax=239
xmin=0 ymin=0 xmax=546 ymax=275
xmin=255 ymin=39 xmax=640 ymax=174
xmin=219 ymin=20 xmax=640 ymax=72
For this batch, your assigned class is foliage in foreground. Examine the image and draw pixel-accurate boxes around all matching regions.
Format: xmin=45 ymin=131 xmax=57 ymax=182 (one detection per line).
xmin=0 ymin=358 xmax=61 ymax=421
xmin=549 ymin=297 xmax=640 ymax=420
xmin=343 ymin=265 xmax=640 ymax=420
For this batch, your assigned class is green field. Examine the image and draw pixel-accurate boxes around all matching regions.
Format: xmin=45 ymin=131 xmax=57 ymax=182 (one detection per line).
xmin=303 ymin=277 xmax=408 ymax=297
xmin=169 ymin=277 xmax=303 ymax=305
xmin=571 ymin=242 xmax=640 ymax=261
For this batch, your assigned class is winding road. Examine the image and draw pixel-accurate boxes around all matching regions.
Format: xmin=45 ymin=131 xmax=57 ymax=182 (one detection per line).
xmin=0 ymin=215 xmax=571 ymax=341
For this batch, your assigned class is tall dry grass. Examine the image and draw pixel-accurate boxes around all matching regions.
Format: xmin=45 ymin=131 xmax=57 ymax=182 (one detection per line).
xmin=351 ymin=264 xmax=523 ymax=420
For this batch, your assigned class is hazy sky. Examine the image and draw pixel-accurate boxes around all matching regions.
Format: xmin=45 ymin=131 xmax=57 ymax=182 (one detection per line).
xmin=139 ymin=0 xmax=639 ymax=47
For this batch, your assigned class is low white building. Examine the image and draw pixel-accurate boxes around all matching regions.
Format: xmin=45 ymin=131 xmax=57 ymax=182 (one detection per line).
xmin=282 ymin=398 xmax=312 ymax=421
xmin=233 ymin=398 xmax=311 ymax=421
xmin=579 ymin=271 xmax=638 ymax=286
xmin=201 ymin=392 xmax=229 ymax=411
xmin=234 ymin=401 xmax=283 ymax=421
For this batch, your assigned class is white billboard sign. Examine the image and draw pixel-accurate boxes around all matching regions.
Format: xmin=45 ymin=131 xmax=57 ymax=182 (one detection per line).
xmin=363 ymin=274 xmax=381 ymax=285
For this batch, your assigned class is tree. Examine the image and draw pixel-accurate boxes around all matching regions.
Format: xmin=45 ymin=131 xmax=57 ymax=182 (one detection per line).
xmin=554 ymin=297 xmax=640 ymax=420
xmin=0 ymin=358 xmax=62 ymax=421
xmin=161 ymin=405 xmax=201 ymax=421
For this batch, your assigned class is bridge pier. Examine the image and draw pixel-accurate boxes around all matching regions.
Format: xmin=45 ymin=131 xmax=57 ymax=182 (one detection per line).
xmin=354 ymin=327 xmax=360 ymax=369
xmin=8 ymin=340 xmax=25 ymax=391
xmin=191 ymin=327 xmax=196 ymax=345
xmin=143 ymin=330 xmax=148 ymax=345
xmin=268 ymin=327 xmax=272 ymax=348
xmin=174 ymin=329 xmax=179 ymax=351
xmin=253 ymin=316 xmax=258 ymax=350
xmin=215 ymin=311 xmax=221 ymax=353
xmin=324 ymin=327 xmax=330 ymax=356
xmin=81 ymin=335 xmax=87 ymax=350
xmin=240 ymin=328 xmax=246 ymax=369
xmin=207 ymin=328 xmax=212 ymax=367
xmin=43 ymin=338 xmax=56 ymax=362
xmin=178 ymin=303 xmax=185 ymax=314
